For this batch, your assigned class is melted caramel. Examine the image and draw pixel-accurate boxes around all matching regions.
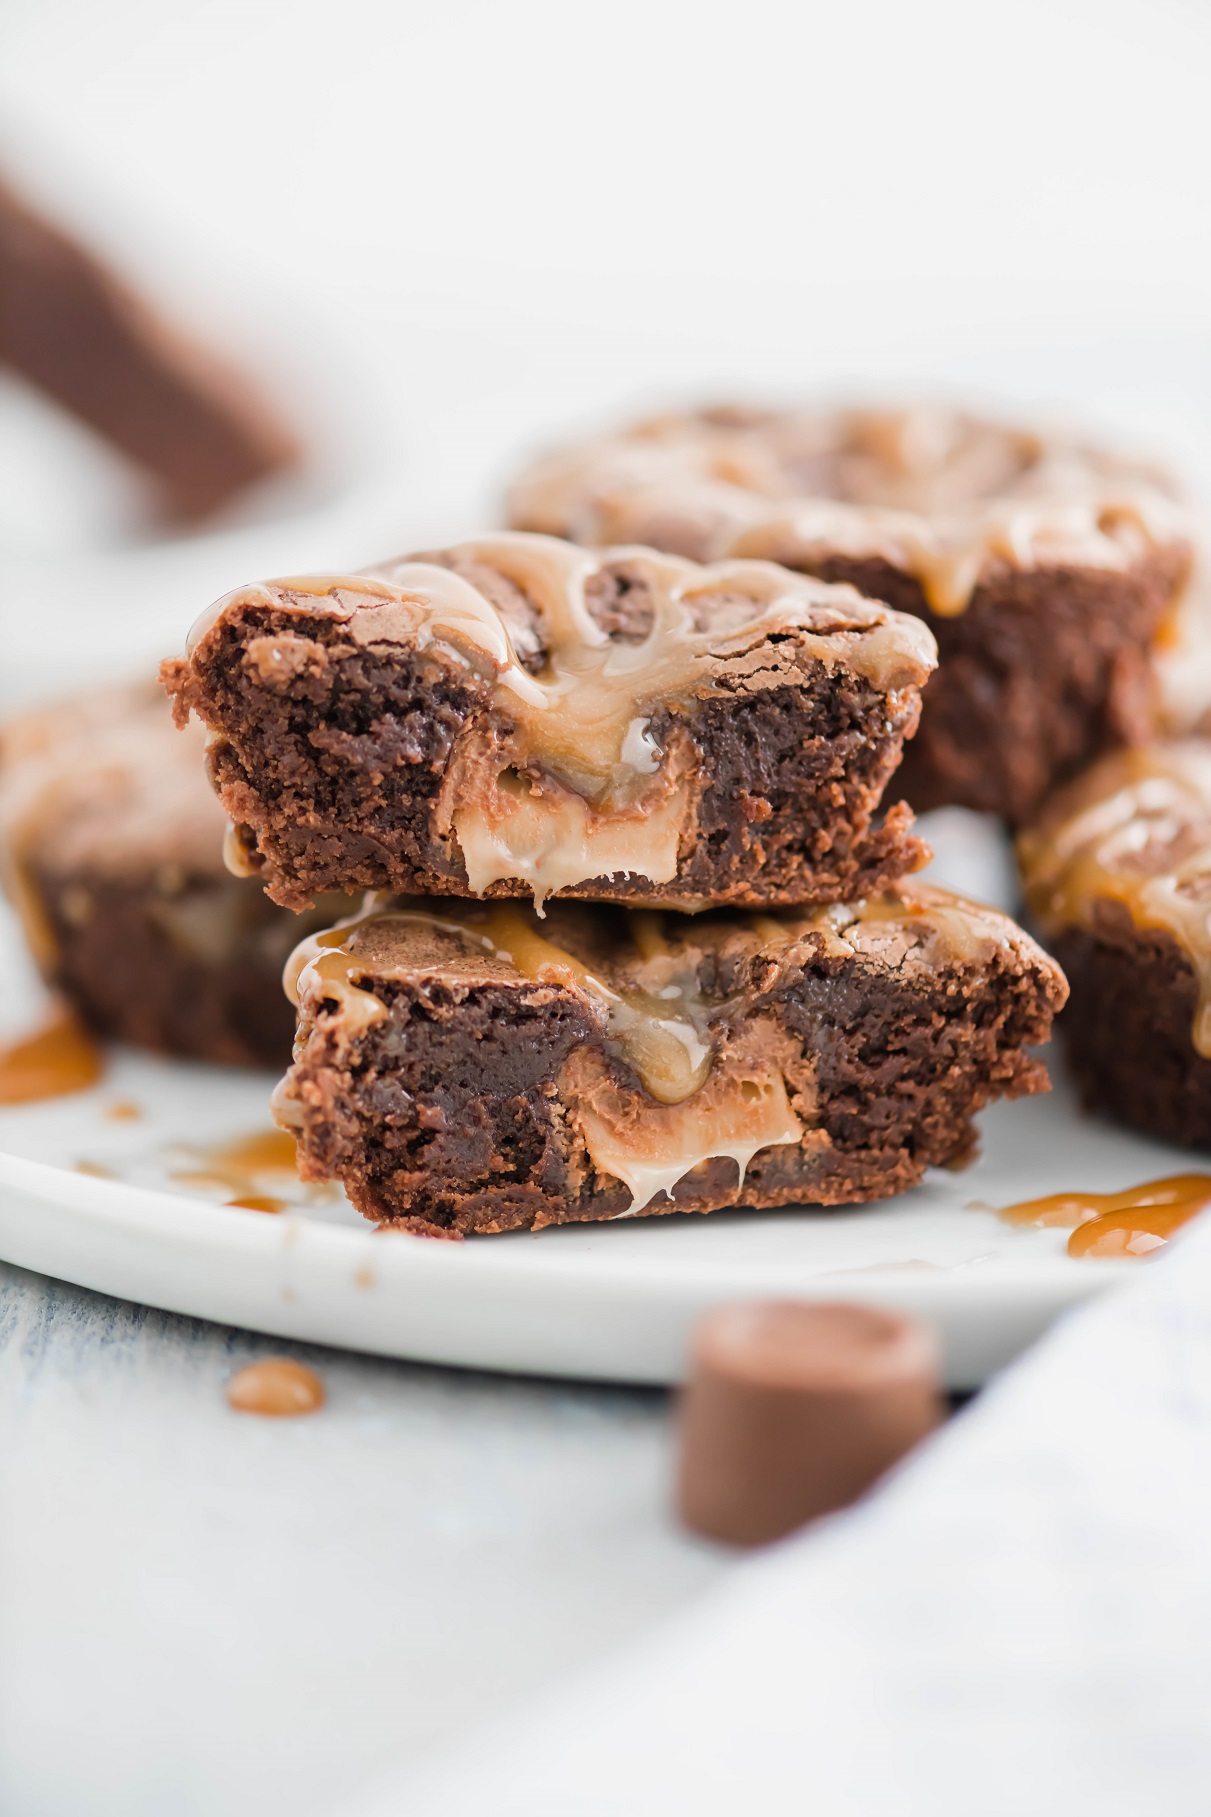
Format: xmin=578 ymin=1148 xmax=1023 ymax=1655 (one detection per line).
xmin=172 ymin=1128 xmax=300 ymax=1198
xmin=996 ymin=1172 xmax=1211 ymax=1259
xmin=225 ymin=1358 xmax=325 ymax=1417
xmin=508 ymin=408 xmax=1187 ymax=619
xmin=283 ymin=886 xmax=1030 ymax=1211
xmin=0 ymin=1006 xmax=103 ymax=1104
xmin=1018 ymin=744 xmax=1211 ymax=1055
xmin=192 ymin=532 xmax=935 ymax=910
xmin=286 ymin=902 xmax=718 ymax=1104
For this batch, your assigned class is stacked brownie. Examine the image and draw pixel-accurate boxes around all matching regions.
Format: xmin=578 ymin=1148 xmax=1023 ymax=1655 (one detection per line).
xmin=165 ymin=531 xmax=1067 ymax=1236
xmin=508 ymin=404 xmax=1192 ymax=823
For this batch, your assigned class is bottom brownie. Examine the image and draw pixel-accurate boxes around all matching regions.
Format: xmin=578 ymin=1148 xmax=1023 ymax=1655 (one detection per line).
xmin=275 ymin=888 xmax=1067 ymax=1236
xmin=0 ymin=682 xmax=344 ymax=1068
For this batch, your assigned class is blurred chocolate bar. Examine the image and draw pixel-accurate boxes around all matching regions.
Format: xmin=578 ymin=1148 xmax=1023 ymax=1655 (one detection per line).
xmin=0 ymin=175 xmax=299 ymax=520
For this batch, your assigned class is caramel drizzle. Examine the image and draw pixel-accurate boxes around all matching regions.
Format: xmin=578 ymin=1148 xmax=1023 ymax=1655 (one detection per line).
xmin=1018 ymin=744 xmax=1211 ymax=1056
xmin=508 ymin=410 xmax=1186 ymax=618
xmin=192 ymin=532 xmax=934 ymax=909
xmin=996 ymin=1173 xmax=1211 ymax=1259
xmin=282 ymin=887 xmax=1019 ymax=1209
xmin=285 ymin=902 xmax=717 ymax=1104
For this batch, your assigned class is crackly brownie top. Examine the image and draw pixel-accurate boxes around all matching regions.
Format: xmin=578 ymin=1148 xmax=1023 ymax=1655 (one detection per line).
xmin=1019 ymin=741 xmax=1211 ymax=1055
xmin=183 ymin=531 xmax=936 ymax=906
xmin=0 ymin=681 xmax=229 ymax=881
xmin=507 ymin=405 xmax=1191 ymax=617
xmin=285 ymin=885 xmax=1065 ymax=1102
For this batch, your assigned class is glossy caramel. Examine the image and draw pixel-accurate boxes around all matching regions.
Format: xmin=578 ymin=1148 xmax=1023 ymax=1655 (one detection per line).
xmin=225 ymin=1358 xmax=325 ymax=1416
xmin=997 ymin=1172 xmax=1211 ymax=1259
xmin=0 ymin=1006 xmax=103 ymax=1104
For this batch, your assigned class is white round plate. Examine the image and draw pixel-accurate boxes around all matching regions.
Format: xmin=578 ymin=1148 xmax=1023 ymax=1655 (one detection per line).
xmin=0 ymin=771 xmax=1177 ymax=1392
xmin=0 ymin=1021 xmax=1183 ymax=1389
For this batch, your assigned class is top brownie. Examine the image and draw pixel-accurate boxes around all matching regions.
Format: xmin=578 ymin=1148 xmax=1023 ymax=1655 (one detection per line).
xmin=162 ymin=532 xmax=936 ymax=913
xmin=508 ymin=406 xmax=1192 ymax=822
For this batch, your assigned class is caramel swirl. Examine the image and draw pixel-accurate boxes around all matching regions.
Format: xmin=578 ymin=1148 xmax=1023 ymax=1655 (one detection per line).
xmin=508 ymin=407 xmax=1188 ymax=618
xmin=1018 ymin=743 xmax=1211 ymax=1055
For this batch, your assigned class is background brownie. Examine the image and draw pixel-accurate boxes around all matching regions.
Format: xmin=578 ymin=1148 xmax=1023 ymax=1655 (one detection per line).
xmin=508 ymin=404 xmax=1192 ymax=823
xmin=0 ymin=682 xmax=342 ymax=1068
xmin=275 ymin=887 xmax=1067 ymax=1237
xmin=1019 ymin=741 xmax=1211 ymax=1148
xmin=162 ymin=531 xmax=936 ymax=912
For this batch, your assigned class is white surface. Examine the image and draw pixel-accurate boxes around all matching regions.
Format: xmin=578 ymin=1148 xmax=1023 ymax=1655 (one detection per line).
xmin=0 ymin=1260 xmax=724 ymax=1817
xmin=365 ymin=1205 xmax=1211 ymax=1817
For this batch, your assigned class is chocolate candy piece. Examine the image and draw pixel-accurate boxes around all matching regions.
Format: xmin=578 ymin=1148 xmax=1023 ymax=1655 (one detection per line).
xmin=677 ymin=1300 xmax=943 ymax=1546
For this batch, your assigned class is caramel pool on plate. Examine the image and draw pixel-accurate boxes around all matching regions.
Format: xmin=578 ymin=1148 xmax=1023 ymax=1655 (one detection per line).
xmin=997 ymin=1173 xmax=1211 ymax=1259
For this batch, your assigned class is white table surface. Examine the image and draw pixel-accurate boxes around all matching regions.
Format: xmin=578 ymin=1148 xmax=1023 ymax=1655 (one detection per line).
xmin=0 ymin=1260 xmax=726 ymax=1817
xmin=2 ymin=1 xmax=1211 ymax=1811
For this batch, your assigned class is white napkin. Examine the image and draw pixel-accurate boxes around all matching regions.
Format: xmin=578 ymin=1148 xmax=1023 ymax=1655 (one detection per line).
xmin=350 ymin=1219 xmax=1211 ymax=1817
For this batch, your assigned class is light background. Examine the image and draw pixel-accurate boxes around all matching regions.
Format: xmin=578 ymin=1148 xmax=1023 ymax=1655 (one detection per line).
xmin=3 ymin=0 xmax=1211 ymax=563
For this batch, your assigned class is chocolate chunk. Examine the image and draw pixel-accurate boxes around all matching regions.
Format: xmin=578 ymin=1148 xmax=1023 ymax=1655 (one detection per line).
xmin=676 ymin=1300 xmax=944 ymax=1546
xmin=0 ymin=176 xmax=298 ymax=520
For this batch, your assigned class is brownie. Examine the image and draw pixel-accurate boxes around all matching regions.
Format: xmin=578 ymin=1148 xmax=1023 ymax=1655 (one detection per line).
xmin=0 ymin=683 xmax=343 ymax=1068
xmin=161 ymin=532 xmax=937 ymax=914
xmin=0 ymin=175 xmax=299 ymax=520
xmin=507 ymin=404 xmax=1192 ymax=824
xmin=273 ymin=886 xmax=1067 ymax=1236
xmin=1018 ymin=741 xmax=1211 ymax=1148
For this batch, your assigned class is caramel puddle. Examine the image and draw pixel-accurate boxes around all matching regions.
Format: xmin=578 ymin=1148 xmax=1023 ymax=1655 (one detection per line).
xmin=0 ymin=1006 xmax=103 ymax=1104
xmin=225 ymin=1358 xmax=325 ymax=1416
xmin=996 ymin=1173 xmax=1211 ymax=1259
xmin=172 ymin=1128 xmax=299 ymax=1198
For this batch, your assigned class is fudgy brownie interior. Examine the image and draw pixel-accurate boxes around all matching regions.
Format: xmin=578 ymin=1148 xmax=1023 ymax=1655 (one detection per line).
xmin=162 ymin=533 xmax=936 ymax=912
xmin=275 ymin=888 xmax=1066 ymax=1237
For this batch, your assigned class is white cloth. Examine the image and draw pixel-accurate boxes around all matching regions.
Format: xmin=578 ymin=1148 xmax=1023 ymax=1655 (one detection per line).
xmin=349 ymin=1223 xmax=1211 ymax=1817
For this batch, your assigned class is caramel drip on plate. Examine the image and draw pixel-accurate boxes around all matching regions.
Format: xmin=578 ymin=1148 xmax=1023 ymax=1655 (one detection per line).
xmin=194 ymin=532 xmax=934 ymax=910
xmin=996 ymin=1172 xmax=1211 ymax=1259
xmin=172 ymin=1127 xmax=300 ymax=1200
xmin=225 ymin=1359 xmax=325 ymax=1417
xmin=0 ymin=1006 xmax=104 ymax=1104
xmin=508 ymin=409 xmax=1186 ymax=618
xmin=1018 ymin=744 xmax=1211 ymax=1055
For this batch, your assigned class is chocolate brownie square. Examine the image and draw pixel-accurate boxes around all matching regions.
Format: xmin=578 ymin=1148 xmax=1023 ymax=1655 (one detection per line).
xmin=273 ymin=886 xmax=1066 ymax=1236
xmin=161 ymin=532 xmax=937 ymax=913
